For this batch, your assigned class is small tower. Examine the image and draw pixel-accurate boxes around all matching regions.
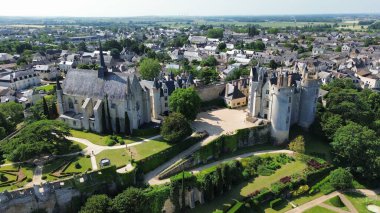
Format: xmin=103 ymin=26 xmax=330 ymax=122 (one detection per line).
xmin=247 ymin=65 xmax=264 ymax=117
xmin=98 ymin=40 xmax=106 ymax=78
xmin=56 ymin=78 xmax=64 ymax=115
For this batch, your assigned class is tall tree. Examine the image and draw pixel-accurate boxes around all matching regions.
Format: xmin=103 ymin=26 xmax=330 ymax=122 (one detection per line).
xmin=169 ymin=88 xmax=201 ymax=121
xmin=161 ymin=112 xmax=192 ymax=143
xmin=79 ymin=194 xmax=112 ymax=213
xmin=112 ymin=187 xmax=147 ymax=213
xmin=138 ymin=58 xmax=161 ymax=80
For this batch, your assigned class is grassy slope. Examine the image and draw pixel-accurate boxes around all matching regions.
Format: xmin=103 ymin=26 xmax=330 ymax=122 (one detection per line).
xmin=303 ymin=205 xmax=336 ymax=213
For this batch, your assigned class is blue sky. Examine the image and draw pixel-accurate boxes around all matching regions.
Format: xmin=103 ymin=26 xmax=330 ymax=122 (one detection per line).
xmin=1 ymin=0 xmax=379 ymax=17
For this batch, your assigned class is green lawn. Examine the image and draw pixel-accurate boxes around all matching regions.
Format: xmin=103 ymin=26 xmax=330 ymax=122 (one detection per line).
xmin=344 ymin=192 xmax=380 ymax=213
xmin=0 ymin=164 xmax=34 ymax=192
xmin=64 ymin=156 xmax=92 ymax=173
xmin=192 ymin=156 xmax=307 ymax=213
xmin=35 ymin=84 xmax=55 ymax=92
xmin=303 ymin=205 xmax=336 ymax=213
xmin=241 ymin=160 xmax=307 ymax=196
xmin=95 ymin=149 xmax=130 ymax=168
xmin=70 ymin=130 xmax=150 ymax=146
xmin=130 ymin=138 xmax=172 ymax=160
xmin=42 ymin=157 xmax=69 ymax=181
xmin=324 ymin=196 xmax=349 ymax=211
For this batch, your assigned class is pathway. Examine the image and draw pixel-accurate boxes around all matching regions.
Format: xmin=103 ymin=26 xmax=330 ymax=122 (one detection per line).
xmin=25 ymin=165 xmax=44 ymax=187
xmin=145 ymin=108 xmax=262 ymax=185
xmin=146 ymin=149 xmax=293 ymax=185
xmin=286 ymin=191 xmax=358 ymax=213
xmin=65 ymin=135 xmax=160 ymax=171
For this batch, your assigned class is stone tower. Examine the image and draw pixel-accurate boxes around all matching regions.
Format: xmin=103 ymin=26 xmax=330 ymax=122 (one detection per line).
xmin=297 ymin=63 xmax=320 ymax=128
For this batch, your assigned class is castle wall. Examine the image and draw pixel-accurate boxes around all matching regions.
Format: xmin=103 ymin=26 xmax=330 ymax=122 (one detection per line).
xmin=196 ymin=83 xmax=226 ymax=102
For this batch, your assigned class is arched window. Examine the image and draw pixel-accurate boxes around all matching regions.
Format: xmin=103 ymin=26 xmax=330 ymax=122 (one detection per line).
xmin=68 ymin=98 xmax=74 ymax=109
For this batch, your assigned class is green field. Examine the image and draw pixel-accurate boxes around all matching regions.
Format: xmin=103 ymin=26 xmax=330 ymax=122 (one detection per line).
xmin=303 ymin=205 xmax=336 ymax=213
xmin=130 ymin=138 xmax=172 ymax=160
xmin=64 ymin=156 xmax=92 ymax=173
xmin=324 ymin=196 xmax=349 ymax=211
xmin=344 ymin=192 xmax=380 ymax=213
xmin=95 ymin=149 xmax=130 ymax=168
xmin=70 ymin=130 xmax=150 ymax=146
xmin=35 ymin=84 xmax=55 ymax=93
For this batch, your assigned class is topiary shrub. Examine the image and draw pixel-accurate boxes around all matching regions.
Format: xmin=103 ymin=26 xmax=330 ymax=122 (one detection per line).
xmin=41 ymin=175 xmax=47 ymax=180
xmin=328 ymin=196 xmax=345 ymax=208
xmin=26 ymin=178 xmax=32 ymax=182
xmin=75 ymin=162 xmax=81 ymax=169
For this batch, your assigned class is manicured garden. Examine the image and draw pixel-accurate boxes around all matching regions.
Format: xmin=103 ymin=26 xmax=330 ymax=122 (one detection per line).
xmin=42 ymin=155 xmax=92 ymax=181
xmin=303 ymin=205 xmax=336 ymax=213
xmin=130 ymin=137 xmax=171 ymax=160
xmin=0 ymin=164 xmax=34 ymax=192
xmin=324 ymin=195 xmax=349 ymax=211
xmin=343 ymin=192 xmax=380 ymax=213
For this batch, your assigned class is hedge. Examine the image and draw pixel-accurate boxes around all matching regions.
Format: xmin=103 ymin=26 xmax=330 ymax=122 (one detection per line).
xmin=136 ymin=133 xmax=208 ymax=173
xmin=306 ymin=165 xmax=334 ymax=185
xmin=269 ymin=198 xmax=283 ymax=209
xmin=132 ymin=127 xmax=160 ymax=137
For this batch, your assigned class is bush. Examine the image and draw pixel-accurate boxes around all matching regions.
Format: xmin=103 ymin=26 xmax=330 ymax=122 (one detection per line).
xmin=132 ymin=127 xmax=160 ymax=137
xmin=292 ymin=185 xmax=310 ymax=197
xmin=75 ymin=162 xmax=81 ymax=169
xmin=105 ymin=137 xmax=116 ymax=146
xmin=41 ymin=175 xmax=47 ymax=180
xmin=85 ymin=155 xmax=90 ymax=158
xmin=26 ymin=178 xmax=32 ymax=182
xmin=257 ymin=165 xmax=274 ymax=176
xmin=329 ymin=168 xmax=353 ymax=190
xmin=328 ymin=196 xmax=345 ymax=208
xmin=270 ymin=198 xmax=283 ymax=209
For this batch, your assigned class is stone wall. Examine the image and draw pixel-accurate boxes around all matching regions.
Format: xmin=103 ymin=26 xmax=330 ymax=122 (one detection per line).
xmin=196 ymin=83 xmax=226 ymax=102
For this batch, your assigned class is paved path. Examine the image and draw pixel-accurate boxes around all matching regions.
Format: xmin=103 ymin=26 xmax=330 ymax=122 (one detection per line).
xmin=25 ymin=165 xmax=44 ymax=187
xmin=286 ymin=191 xmax=358 ymax=213
xmin=146 ymin=149 xmax=293 ymax=185
xmin=145 ymin=108 xmax=262 ymax=185
xmin=90 ymin=154 xmax=98 ymax=170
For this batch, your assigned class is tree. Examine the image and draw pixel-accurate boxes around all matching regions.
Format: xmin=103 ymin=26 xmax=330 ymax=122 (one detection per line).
xmin=248 ymin=26 xmax=260 ymax=37
xmin=200 ymin=68 xmax=219 ymax=85
xmin=288 ymin=136 xmax=305 ymax=154
xmin=15 ymin=43 xmax=32 ymax=54
xmin=161 ymin=113 xmax=192 ymax=143
xmin=0 ymin=102 xmax=24 ymax=128
xmin=207 ymin=28 xmax=224 ymax=39
xmin=201 ymin=56 xmax=218 ymax=67
xmin=110 ymin=48 xmax=120 ymax=59
xmin=42 ymin=97 xmax=50 ymax=119
xmin=77 ymin=41 xmax=88 ymax=52
xmin=169 ymin=88 xmax=201 ymax=121
xmin=269 ymin=60 xmax=279 ymax=70
xmin=112 ymin=187 xmax=147 ymax=213
xmin=329 ymin=168 xmax=353 ymax=190
xmin=138 ymin=58 xmax=161 ymax=80
xmin=79 ymin=194 xmax=112 ymax=213
xmin=331 ymin=122 xmax=380 ymax=180
xmin=321 ymin=114 xmax=344 ymax=139
xmin=1 ymin=120 xmax=71 ymax=161
xmin=103 ymin=40 xmax=122 ymax=51
xmin=217 ymin=43 xmax=226 ymax=51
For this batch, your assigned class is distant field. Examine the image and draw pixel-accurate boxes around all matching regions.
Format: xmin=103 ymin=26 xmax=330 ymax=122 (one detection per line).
xmin=4 ymin=24 xmax=46 ymax=28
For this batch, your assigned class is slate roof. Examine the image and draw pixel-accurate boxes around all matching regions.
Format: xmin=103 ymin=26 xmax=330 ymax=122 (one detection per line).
xmin=63 ymin=69 xmax=136 ymax=101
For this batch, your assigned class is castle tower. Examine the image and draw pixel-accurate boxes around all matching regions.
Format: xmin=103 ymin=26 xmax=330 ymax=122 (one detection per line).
xmin=298 ymin=66 xmax=320 ymax=128
xmin=247 ymin=66 xmax=264 ymax=117
xmin=269 ymin=73 xmax=293 ymax=144
xmin=56 ymin=78 xmax=64 ymax=115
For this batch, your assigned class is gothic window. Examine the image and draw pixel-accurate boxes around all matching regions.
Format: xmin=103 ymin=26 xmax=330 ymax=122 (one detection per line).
xmin=68 ymin=98 xmax=74 ymax=109
xmin=265 ymin=101 xmax=269 ymax=108
xmin=288 ymin=97 xmax=292 ymax=103
xmin=74 ymin=99 xmax=78 ymax=104
xmin=288 ymin=106 xmax=291 ymax=113
xmin=73 ymin=121 xmax=76 ymax=126
xmin=165 ymin=103 xmax=168 ymax=107
xmin=266 ymin=90 xmax=269 ymax=94
xmin=286 ymin=116 xmax=289 ymax=124
xmin=164 ymin=89 xmax=168 ymax=93
xmin=136 ymin=102 xmax=140 ymax=111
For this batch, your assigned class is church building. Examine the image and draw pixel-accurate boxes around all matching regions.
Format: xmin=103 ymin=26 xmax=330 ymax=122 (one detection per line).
xmin=57 ymin=43 xmax=151 ymax=134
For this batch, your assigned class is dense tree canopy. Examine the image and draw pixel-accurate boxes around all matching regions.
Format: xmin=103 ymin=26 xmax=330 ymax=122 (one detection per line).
xmin=331 ymin=122 xmax=380 ymax=180
xmin=201 ymin=56 xmax=218 ymax=67
xmin=138 ymin=58 xmax=161 ymax=80
xmin=206 ymin=28 xmax=224 ymax=39
xmin=79 ymin=194 xmax=112 ymax=213
xmin=0 ymin=102 xmax=24 ymax=139
xmin=329 ymin=168 xmax=353 ymax=190
xmin=161 ymin=112 xmax=192 ymax=143
xmin=112 ymin=187 xmax=147 ymax=213
xmin=169 ymin=88 xmax=201 ymax=121
xmin=1 ymin=120 xmax=71 ymax=161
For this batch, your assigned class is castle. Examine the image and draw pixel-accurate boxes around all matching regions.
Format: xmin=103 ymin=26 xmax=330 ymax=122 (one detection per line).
xmin=247 ymin=63 xmax=320 ymax=143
